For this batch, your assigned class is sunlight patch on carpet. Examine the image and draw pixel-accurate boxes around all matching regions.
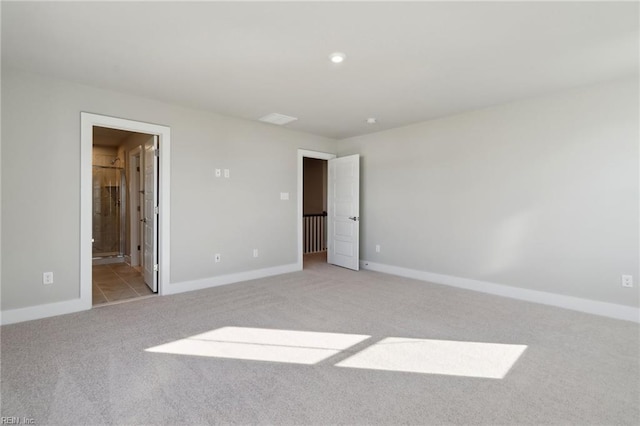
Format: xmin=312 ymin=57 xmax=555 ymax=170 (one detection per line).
xmin=335 ymin=337 xmax=527 ymax=379
xmin=145 ymin=327 xmax=370 ymax=365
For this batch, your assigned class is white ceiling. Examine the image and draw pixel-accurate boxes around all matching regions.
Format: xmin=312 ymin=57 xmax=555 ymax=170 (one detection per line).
xmin=2 ymin=1 xmax=638 ymax=139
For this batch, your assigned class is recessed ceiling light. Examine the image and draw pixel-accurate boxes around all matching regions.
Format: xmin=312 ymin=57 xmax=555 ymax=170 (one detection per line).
xmin=366 ymin=118 xmax=377 ymax=124
xmin=329 ymin=52 xmax=346 ymax=64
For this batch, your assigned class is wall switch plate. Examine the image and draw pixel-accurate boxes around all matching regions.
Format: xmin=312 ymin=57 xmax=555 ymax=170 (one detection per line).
xmin=43 ymin=272 xmax=54 ymax=285
xmin=215 ymin=169 xmax=221 ymax=178
xmin=375 ymin=244 xmax=381 ymax=253
xmin=280 ymin=192 xmax=289 ymax=200
xmin=622 ymin=275 xmax=633 ymax=288
xmin=224 ymin=169 xmax=230 ymax=178
xmin=253 ymin=249 xmax=259 ymax=258
xmin=214 ymin=254 xmax=221 ymax=263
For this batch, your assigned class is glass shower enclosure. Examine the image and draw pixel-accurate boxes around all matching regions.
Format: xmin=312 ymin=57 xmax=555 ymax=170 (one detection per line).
xmin=92 ymin=165 xmax=126 ymax=259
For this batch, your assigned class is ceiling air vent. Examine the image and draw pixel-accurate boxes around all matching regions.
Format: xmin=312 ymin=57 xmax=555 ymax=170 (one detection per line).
xmin=258 ymin=113 xmax=298 ymax=126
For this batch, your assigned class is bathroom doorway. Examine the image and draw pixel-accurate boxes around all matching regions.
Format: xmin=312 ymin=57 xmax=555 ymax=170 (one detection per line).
xmin=81 ymin=112 xmax=171 ymax=311
xmin=91 ymin=127 xmax=156 ymax=305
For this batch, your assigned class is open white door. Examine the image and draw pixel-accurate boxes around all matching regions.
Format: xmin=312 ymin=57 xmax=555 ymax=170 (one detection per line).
xmin=143 ymin=136 xmax=159 ymax=292
xmin=327 ymin=154 xmax=360 ymax=270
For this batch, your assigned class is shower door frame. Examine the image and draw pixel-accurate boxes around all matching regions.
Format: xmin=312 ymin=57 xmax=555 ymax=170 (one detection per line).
xmin=91 ymin=164 xmax=127 ymax=259
xmin=80 ymin=113 xmax=171 ymax=309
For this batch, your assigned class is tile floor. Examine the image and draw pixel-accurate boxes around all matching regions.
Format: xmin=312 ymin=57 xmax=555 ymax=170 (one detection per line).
xmin=92 ymin=254 xmax=326 ymax=307
xmin=92 ymin=262 xmax=155 ymax=306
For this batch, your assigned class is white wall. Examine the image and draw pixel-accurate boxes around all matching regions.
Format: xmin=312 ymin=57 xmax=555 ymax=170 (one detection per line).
xmin=1 ymin=67 xmax=337 ymax=312
xmin=2 ymin=66 xmax=637 ymax=320
xmin=338 ymin=78 xmax=639 ymax=308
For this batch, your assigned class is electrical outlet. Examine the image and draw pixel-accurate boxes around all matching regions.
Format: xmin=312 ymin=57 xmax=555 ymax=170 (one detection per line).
xmin=375 ymin=244 xmax=381 ymax=253
xmin=253 ymin=249 xmax=259 ymax=258
xmin=621 ymin=275 xmax=633 ymax=288
xmin=43 ymin=272 xmax=54 ymax=285
xmin=224 ymin=169 xmax=230 ymax=178
xmin=214 ymin=254 xmax=221 ymax=263
xmin=215 ymin=169 xmax=221 ymax=178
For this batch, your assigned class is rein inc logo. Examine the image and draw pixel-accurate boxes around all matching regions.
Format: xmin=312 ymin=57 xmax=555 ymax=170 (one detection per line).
xmin=1 ymin=418 xmax=35 ymax=425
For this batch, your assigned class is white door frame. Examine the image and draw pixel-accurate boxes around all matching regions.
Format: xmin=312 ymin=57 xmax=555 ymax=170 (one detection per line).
xmin=81 ymin=113 xmax=171 ymax=308
xmin=142 ymin=136 xmax=159 ymax=292
xmin=297 ymin=149 xmax=336 ymax=270
xmin=128 ymin=146 xmax=142 ymax=267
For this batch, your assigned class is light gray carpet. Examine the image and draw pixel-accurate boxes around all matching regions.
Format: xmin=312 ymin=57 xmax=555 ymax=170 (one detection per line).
xmin=2 ymin=254 xmax=639 ymax=425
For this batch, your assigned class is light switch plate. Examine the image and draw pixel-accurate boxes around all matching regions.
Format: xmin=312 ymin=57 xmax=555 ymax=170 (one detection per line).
xmin=280 ymin=192 xmax=289 ymax=200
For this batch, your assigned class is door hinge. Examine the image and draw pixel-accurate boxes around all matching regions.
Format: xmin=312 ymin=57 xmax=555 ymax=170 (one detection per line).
xmin=153 ymin=264 xmax=159 ymax=272
xmin=137 ymin=245 xmax=141 ymax=251
xmin=137 ymin=206 xmax=140 ymax=212
xmin=154 ymin=149 xmax=159 ymax=158
xmin=154 ymin=206 xmax=159 ymax=214
xmin=136 ymin=166 xmax=140 ymax=172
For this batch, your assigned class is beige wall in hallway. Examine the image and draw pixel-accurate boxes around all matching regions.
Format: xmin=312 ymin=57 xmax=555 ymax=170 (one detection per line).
xmin=303 ymin=158 xmax=327 ymax=215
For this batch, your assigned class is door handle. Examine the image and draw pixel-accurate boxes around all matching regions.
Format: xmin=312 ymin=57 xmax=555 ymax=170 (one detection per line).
xmin=349 ymin=216 xmax=359 ymax=221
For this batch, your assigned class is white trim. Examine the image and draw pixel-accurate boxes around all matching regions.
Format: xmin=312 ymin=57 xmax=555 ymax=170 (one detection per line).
xmin=297 ymin=149 xmax=336 ymax=270
xmin=1 ymin=263 xmax=297 ymax=324
xmin=1 ymin=298 xmax=86 ymax=325
xmin=92 ymin=257 xmax=125 ymax=266
xmin=163 ymin=263 xmax=299 ymax=295
xmin=361 ymin=260 xmax=640 ymax=323
xmin=81 ymin=113 xmax=171 ymax=312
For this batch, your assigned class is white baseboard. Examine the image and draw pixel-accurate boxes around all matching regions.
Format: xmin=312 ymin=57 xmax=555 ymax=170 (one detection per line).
xmin=2 ymin=263 xmax=301 ymax=325
xmin=360 ymin=260 xmax=640 ymax=323
xmin=1 ymin=298 xmax=88 ymax=325
xmin=162 ymin=263 xmax=300 ymax=295
xmin=92 ymin=256 xmax=125 ymax=265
